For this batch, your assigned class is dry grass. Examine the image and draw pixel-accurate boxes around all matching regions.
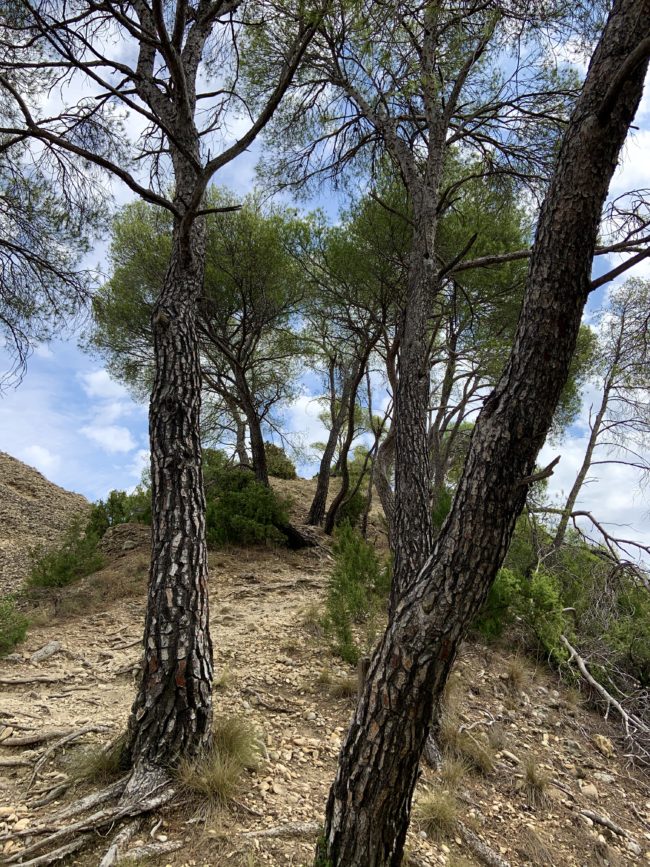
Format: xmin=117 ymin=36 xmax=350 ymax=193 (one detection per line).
xmin=504 ymin=656 xmax=528 ymax=693
xmin=69 ymin=734 xmax=126 ymax=784
xmin=416 ymin=788 xmax=459 ymax=840
xmin=486 ymin=722 xmax=507 ymax=751
xmin=516 ymin=827 xmax=554 ymax=865
xmin=439 ymin=713 xmax=495 ymax=775
xmin=523 ymin=755 xmax=550 ymax=808
xmin=439 ymin=755 xmax=470 ymax=790
xmin=176 ymin=716 xmax=260 ymax=811
xmin=301 ymin=603 xmax=324 ymax=636
xmin=330 ymin=675 xmax=358 ymax=699
xmin=316 ymin=668 xmax=333 ymax=687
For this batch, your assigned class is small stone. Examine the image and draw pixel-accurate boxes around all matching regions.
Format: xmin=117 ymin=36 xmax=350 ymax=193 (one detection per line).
xmin=593 ymin=735 xmax=615 ymax=758
xmin=580 ymin=782 xmax=599 ymax=800
xmin=156 ymin=834 xmax=168 ymax=842
xmin=0 ymin=807 xmax=14 ymax=818
xmin=625 ymin=840 xmax=642 ymax=856
xmin=122 ymin=540 xmax=138 ymax=551
xmin=419 ymin=830 xmax=427 ymax=839
xmin=13 ymin=819 xmax=30 ymax=831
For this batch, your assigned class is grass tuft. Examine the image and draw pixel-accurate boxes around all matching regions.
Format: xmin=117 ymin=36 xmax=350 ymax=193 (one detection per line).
xmin=439 ymin=713 xmax=495 ymax=775
xmin=504 ymin=656 xmax=528 ymax=693
xmin=176 ymin=716 xmax=260 ymax=811
xmin=439 ymin=755 xmax=470 ymax=790
xmin=523 ymin=755 xmax=550 ymax=808
xmin=416 ymin=788 xmax=458 ymax=840
xmin=330 ymin=675 xmax=358 ymax=699
xmin=71 ymin=734 xmax=127 ymax=784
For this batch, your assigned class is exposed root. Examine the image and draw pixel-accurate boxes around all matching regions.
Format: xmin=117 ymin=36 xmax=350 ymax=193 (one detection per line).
xmin=28 ymin=724 xmax=111 ymax=790
xmin=4 ymin=788 xmax=175 ymax=864
xmin=9 ymin=835 xmax=91 ymax=867
xmin=114 ymin=840 xmax=183 ymax=862
xmin=580 ymin=809 xmax=640 ymax=846
xmin=50 ymin=776 xmax=128 ymax=822
xmin=29 ymin=783 xmax=72 ymax=809
xmin=98 ymin=819 xmax=142 ymax=867
xmin=0 ymin=676 xmax=66 ymax=685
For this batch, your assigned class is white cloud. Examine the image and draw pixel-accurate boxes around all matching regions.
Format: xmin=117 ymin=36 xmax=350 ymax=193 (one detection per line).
xmin=20 ymin=444 xmax=61 ymax=475
xmin=80 ymin=424 xmax=137 ymax=454
xmin=79 ymin=369 xmax=130 ymax=401
xmin=33 ymin=344 xmax=54 ymax=360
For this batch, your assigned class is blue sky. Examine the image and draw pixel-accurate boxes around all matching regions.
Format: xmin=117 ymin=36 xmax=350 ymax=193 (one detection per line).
xmin=0 ymin=60 xmax=649 ymax=554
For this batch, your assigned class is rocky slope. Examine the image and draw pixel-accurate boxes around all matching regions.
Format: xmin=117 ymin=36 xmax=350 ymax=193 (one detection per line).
xmin=0 ymin=477 xmax=648 ymax=866
xmin=0 ymin=452 xmax=88 ymax=594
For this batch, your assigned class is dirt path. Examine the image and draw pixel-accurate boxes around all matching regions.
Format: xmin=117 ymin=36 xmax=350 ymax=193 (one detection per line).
xmin=1 ymin=538 xmax=649 ymax=866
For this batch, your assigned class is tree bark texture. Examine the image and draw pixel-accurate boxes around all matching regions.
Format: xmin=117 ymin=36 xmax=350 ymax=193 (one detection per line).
xmin=124 ymin=215 xmax=213 ymax=784
xmin=390 ymin=211 xmax=439 ymax=603
xmin=317 ymin=2 xmax=650 ymax=863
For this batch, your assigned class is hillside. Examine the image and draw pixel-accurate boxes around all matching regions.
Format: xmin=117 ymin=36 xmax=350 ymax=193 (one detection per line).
xmin=0 ymin=471 xmax=649 ymax=866
xmin=0 ymin=453 xmax=88 ymax=595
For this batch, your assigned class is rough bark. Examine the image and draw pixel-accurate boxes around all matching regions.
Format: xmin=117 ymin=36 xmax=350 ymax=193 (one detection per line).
xmin=317 ymin=2 xmax=650 ymax=863
xmin=123 ymin=212 xmax=213 ymax=789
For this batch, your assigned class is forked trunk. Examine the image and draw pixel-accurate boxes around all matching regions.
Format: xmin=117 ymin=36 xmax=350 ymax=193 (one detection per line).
xmin=317 ymin=2 xmax=649 ymax=862
xmin=124 ymin=218 xmax=213 ymax=787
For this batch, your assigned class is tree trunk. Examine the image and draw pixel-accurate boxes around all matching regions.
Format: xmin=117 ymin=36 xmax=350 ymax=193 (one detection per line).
xmin=316 ymin=3 xmax=649 ymax=862
xmin=308 ymin=366 xmax=350 ymax=525
xmin=235 ymin=366 xmax=269 ymax=486
xmin=124 ymin=215 xmax=212 ymax=793
xmin=373 ymin=428 xmax=395 ymax=540
xmin=553 ymin=378 xmax=612 ymax=548
xmin=324 ymin=353 xmax=371 ymax=534
xmin=389 ymin=213 xmax=439 ymax=604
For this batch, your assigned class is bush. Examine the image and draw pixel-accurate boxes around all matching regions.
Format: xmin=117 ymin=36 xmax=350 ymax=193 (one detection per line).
xmin=203 ymin=449 xmax=290 ymax=547
xmin=28 ymin=518 xmax=104 ymax=589
xmin=473 ymin=566 xmax=567 ymax=661
xmin=264 ymin=442 xmax=297 ymax=479
xmin=87 ymin=485 xmax=151 ymax=538
xmin=325 ymin=523 xmax=390 ymax=663
xmin=0 ymin=597 xmax=28 ymax=656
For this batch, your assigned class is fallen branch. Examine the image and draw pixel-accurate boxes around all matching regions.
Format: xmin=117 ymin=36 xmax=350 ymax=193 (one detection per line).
xmin=241 ymin=687 xmax=295 ymax=714
xmin=561 ymin=636 xmax=650 ymax=756
xmin=459 ymin=822 xmax=512 ymax=867
xmin=240 ymin=821 xmax=320 ymax=838
xmin=580 ymin=810 xmax=638 ymax=844
xmin=0 ymin=676 xmax=66 ymax=685
xmin=1 ymin=729 xmax=73 ymax=748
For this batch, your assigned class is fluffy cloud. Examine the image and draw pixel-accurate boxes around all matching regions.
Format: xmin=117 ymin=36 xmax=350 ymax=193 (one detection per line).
xmin=79 ymin=369 xmax=130 ymax=401
xmin=80 ymin=423 xmax=137 ymax=454
xmin=20 ymin=444 xmax=61 ymax=475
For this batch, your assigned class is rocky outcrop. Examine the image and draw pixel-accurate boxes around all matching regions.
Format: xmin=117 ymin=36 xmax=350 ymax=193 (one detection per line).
xmin=0 ymin=452 xmax=88 ymax=594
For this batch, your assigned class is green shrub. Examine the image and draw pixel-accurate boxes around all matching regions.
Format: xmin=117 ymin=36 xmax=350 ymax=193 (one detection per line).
xmin=325 ymin=524 xmax=390 ymax=663
xmin=335 ymin=486 xmax=366 ymax=528
xmin=28 ymin=518 xmax=104 ymax=589
xmin=87 ymin=485 xmax=151 ymax=538
xmin=264 ymin=442 xmax=297 ymax=479
xmin=474 ymin=566 xmax=567 ymax=660
xmin=0 ymin=597 xmax=28 ymax=656
xmin=203 ymin=450 xmax=290 ymax=547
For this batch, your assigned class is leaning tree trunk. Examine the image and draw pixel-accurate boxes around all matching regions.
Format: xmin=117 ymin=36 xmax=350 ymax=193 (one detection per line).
xmin=308 ymin=371 xmax=350 ymax=525
xmin=316 ymin=3 xmax=650 ymax=863
xmin=123 ymin=214 xmax=213 ymax=796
